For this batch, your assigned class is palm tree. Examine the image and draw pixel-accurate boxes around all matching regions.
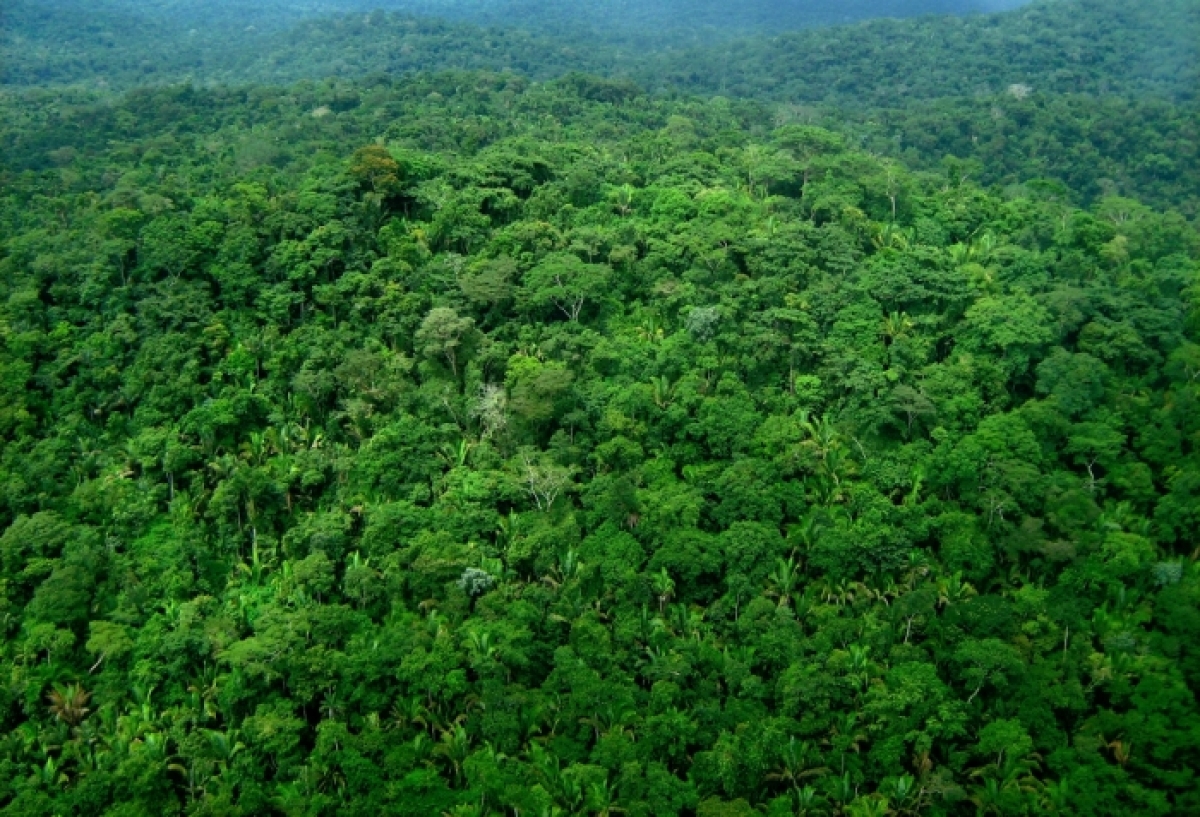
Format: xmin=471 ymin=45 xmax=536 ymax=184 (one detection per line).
xmin=651 ymin=568 xmax=676 ymax=614
xmin=609 ymin=184 xmax=635 ymax=216
xmin=846 ymin=794 xmax=891 ymax=817
xmin=205 ymin=728 xmax=245 ymax=773
xmin=589 ymin=778 xmax=626 ymax=816
xmin=767 ymin=737 xmax=828 ymax=794
xmin=637 ymin=315 xmax=666 ymax=344
xmin=872 ymin=222 xmax=912 ymax=250
xmin=768 ymin=557 xmax=801 ymax=607
xmin=390 ymin=696 xmax=432 ymax=736
xmin=650 ymin=375 xmax=677 ymax=409
xmin=465 ymin=629 xmax=499 ymax=674
xmin=948 ymin=242 xmax=975 ymax=267
xmin=1035 ymin=776 xmax=1073 ymax=814
xmin=881 ymin=310 xmax=914 ymax=346
xmin=799 ymin=413 xmax=843 ymax=463
xmin=880 ymin=310 xmax=915 ymax=368
xmin=883 ymin=774 xmax=921 ymax=815
xmin=579 ymin=703 xmax=637 ymax=744
xmin=936 ymin=571 xmax=977 ymax=608
xmin=846 ymin=643 xmax=875 ymax=695
xmin=788 ymin=507 xmax=833 ymax=560
xmin=47 ymin=683 xmax=91 ymax=727
xmin=434 ymin=724 xmax=472 ymax=784
xmin=902 ymin=549 xmax=931 ymax=589
xmin=30 ymin=755 xmax=70 ymax=789
xmin=828 ymin=714 xmax=867 ymax=773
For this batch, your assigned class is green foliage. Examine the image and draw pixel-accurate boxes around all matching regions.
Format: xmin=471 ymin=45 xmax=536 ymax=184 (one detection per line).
xmin=0 ymin=3 xmax=1198 ymax=814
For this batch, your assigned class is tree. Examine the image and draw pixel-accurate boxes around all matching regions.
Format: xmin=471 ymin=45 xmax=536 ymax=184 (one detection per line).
xmin=515 ymin=448 xmax=575 ymax=511
xmin=506 ymin=355 xmax=574 ymax=428
xmin=46 ymin=683 xmax=91 ymax=726
xmin=960 ymin=294 xmax=1055 ymax=377
xmin=85 ymin=620 xmax=134 ymax=671
xmin=974 ymin=719 xmax=1033 ymax=769
xmin=350 ymin=144 xmax=403 ymax=196
xmin=416 ymin=307 xmax=477 ymax=377
xmin=1036 ymin=349 xmax=1109 ymax=417
xmin=953 ymin=639 xmax=1024 ymax=705
xmin=890 ymin=385 xmax=936 ymax=438
xmin=521 ymin=253 xmax=612 ymax=322
xmin=459 ymin=257 xmax=517 ymax=311
xmin=1066 ymin=421 xmax=1125 ymax=494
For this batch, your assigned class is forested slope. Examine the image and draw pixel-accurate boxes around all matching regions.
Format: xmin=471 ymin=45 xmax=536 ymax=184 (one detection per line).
xmin=0 ymin=0 xmax=262 ymax=88
xmin=5 ymin=0 xmax=1195 ymax=101
xmin=841 ymin=94 xmax=1200 ymax=216
xmin=4 ymin=0 xmax=1031 ymax=60
xmin=3 ymin=0 xmax=1200 ymax=815
xmin=1 ymin=69 xmax=1199 ymax=816
xmin=6 ymin=0 xmax=1199 ymax=216
xmin=242 ymin=0 xmax=1032 ymax=45
xmin=228 ymin=0 xmax=1197 ymax=103
xmin=657 ymin=0 xmax=1200 ymax=104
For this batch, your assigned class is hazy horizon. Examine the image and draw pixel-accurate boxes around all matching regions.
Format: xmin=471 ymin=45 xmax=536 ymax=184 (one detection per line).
xmin=13 ymin=0 xmax=1039 ymax=37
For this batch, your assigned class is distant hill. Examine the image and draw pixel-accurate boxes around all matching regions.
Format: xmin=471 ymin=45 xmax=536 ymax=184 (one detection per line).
xmin=0 ymin=0 xmax=251 ymax=87
xmin=3 ymin=0 xmax=1037 ymax=88
xmin=4 ymin=0 xmax=1197 ymax=116
xmin=249 ymin=0 xmax=1035 ymax=43
xmin=242 ymin=0 xmax=1197 ymax=105
xmin=654 ymin=0 xmax=1200 ymax=105
xmin=9 ymin=0 xmax=1034 ymax=40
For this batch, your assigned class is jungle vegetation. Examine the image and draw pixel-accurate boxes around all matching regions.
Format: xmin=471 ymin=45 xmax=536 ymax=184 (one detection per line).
xmin=3 ymin=0 xmax=1035 ymax=89
xmin=0 ymin=1 xmax=1198 ymax=815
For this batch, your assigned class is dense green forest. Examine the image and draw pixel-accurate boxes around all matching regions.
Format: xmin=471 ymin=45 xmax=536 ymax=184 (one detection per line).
xmin=2 ymin=0 xmax=1032 ymax=88
xmin=2 ymin=0 xmax=1199 ymax=815
xmin=7 ymin=0 xmax=1198 ymax=215
xmin=4 ymin=0 xmax=1193 ymax=98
